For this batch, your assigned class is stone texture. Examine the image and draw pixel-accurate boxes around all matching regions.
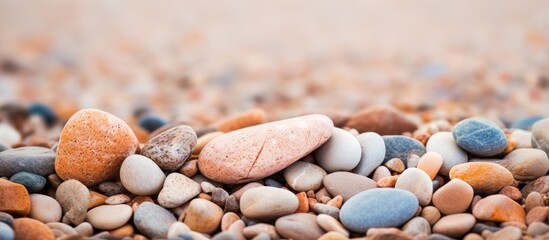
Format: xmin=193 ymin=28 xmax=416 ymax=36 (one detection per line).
xmin=119 ymin=154 xmax=166 ymax=196
xmin=240 ymin=186 xmax=298 ymax=220
xmin=323 ymin=172 xmax=376 ymax=201
xmin=141 ymin=125 xmax=197 ymax=171
xmin=452 ymin=117 xmax=508 ymax=157
xmin=402 ymin=217 xmax=431 ymax=236
xmin=275 ymin=213 xmax=325 ymax=240
xmin=495 ymin=148 xmax=549 ymax=181
xmin=0 ymin=147 xmax=56 ymax=177
xmin=314 ymin=127 xmax=361 ymax=172
xmin=158 ymin=173 xmax=201 ymax=208
xmin=86 ymin=204 xmax=133 ymax=230
xmin=383 ymin=135 xmax=426 ymax=165
xmin=432 ymin=178 xmax=474 ymax=215
xmin=283 ymin=161 xmax=326 ymax=192
xmin=184 ymin=199 xmax=224 ymax=234
xmin=426 ymin=132 xmax=468 ymax=176
xmin=472 ymin=194 xmax=526 ymax=224
xmin=55 ymin=179 xmax=90 ymax=225
xmin=134 ymin=202 xmax=176 ymax=238
xmin=344 ymin=106 xmax=418 ymax=135
xmin=0 ymin=179 xmax=30 ymax=216
xmin=449 ymin=162 xmax=514 ymax=194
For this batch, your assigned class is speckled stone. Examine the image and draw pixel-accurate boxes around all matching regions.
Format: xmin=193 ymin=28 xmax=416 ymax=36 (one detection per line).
xmin=352 ymin=132 xmax=386 ymax=177
xmin=29 ymin=194 xmax=62 ymax=223
xmin=134 ymin=202 xmax=176 ymax=238
xmin=13 ymin=218 xmax=55 ymax=240
xmin=55 ymin=179 xmax=90 ymax=225
xmin=0 ymin=179 xmax=30 ymax=216
xmin=55 ymin=109 xmax=139 ymax=186
xmin=141 ymin=125 xmax=197 ymax=171
xmin=495 ymin=148 xmax=549 ymax=181
xmin=0 ymin=147 xmax=56 ymax=177
xmin=472 ymin=194 xmax=526 ymax=224
xmin=158 ymin=173 xmax=201 ymax=208
xmin=432 ymin=213 xmax=476 ymax=238
xmin=240 ymin=186 xmax=298 ymax=220
xmin=340 ymin=188 xmax=418 ymax=233
xmin=432 ymin=178 xmax=474 ymax=215
xmin=119 ymin=154 xmax=166 ymax=196
xmin=452 ymin=118 xmax=508 ymax=157
xmin=449 ymin=162 xmax=514 ymax=194
xmin=344 ymin=107 xmax=418 ymax=135
xmin=283 ymin=161 xmax=326 ymax=192
xmin=9 ymin=172 xmax=46 ymax=193
xmin=532 ymin=118 xmax=549 ymax=158
xmin=323 ymin=172 xmax=376 ymax=201
xmin=198 ymin=114 xmax=333 ymax=184
xmin=426 ymin=132 xmax=468 ymax=176
xmin=275 ymin=213 xmax=326 ymax=240
xmin=382 ymin=136 xmax=426 ymax=165
xmin=184 ymin=199 xmax=224 ymax=234
xmin=395 ymin=168 xmax=433 ymax=206
xmin=314 ymin=127 xmax=361 ymax=172
xmin=86 ymin=204 xmax=133 ymax=230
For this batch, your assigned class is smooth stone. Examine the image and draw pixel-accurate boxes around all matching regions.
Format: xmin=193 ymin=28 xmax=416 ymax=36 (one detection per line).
xmin=532 ymin=118 xmax=549 ymax=156
xmin=120 ymin=154 xmax=166 ymax=195
xmin=323 ymin=172 xmax=376 ymax=201
xmin=511 ymin=129 xmax=532 ymax=148
xmin=0 ymin=142 xmax=10 ymax=152
xmin=179 ymin=159 xmax=198 ymax=177
xmin=395 ymin=168 xmax=433 ymax=206
xmin=226 ymin=220 xmax=246 ymax=240
xmin=134 ymin=202 xmax=176 ymax=238
xmin=0 ymin=212 xmax=14 ymax=227
xmin=372 ymin=166 xmax=391 ymax=181
xmin=340 ymin=188 xmax=419 ymax=233
xmin=421 ymin=206 xmax=441 ymax=226
xmin=86 ymin=204 xmax=132 ymax=230
xmin=344 ymin=107 xmax=418 ymax=135
xmin=432 ymin=213 xmax=476 ymax=238
xmin=242 ymin=223 xmax=279 ymax=239
xmin=452 ymin=118 xmax=508 ymax=157
xmin=46 ymin=222 xmax=77 ymax=236
xmin=527 ymin=222 xmax=549 ymax=237
xmin=492 ymin=148 xmax=549 ymax=181
xmin=167 ymin=222 xmax=191 ymax=239
xmin=141 ymin=125 xmax=197 ymax=171
xmin=312 ymin=203 xmax=340 ymax=220
xmin=314 ymin=128 xmax=361 ymax=172
xmin=275 ymin=213 xmax=325 ymax=240
xmin=138 ymin=114 xmax=168 ymax=133
xmin=352 ymin=132 xmax=386 ymax=177
xmin=184 ymin=199 xmax=223 ymax=234
xmin=104 ymin=194 xmax=131 ymax=205
xmin=0 ymin=123 xmax=21 ymax=146
xmin=29 ymin=194 xmax=62 ymax=223
xmin=0 ymin=147 xmax=56 ymax=177
xmin=449 ymin=162 xmax=514 ymax=194
xmin=56 ymin=179 xmax=90 ymax=225
xmin=9 ymin=172 xmax=46 ymax=193
xmin=511 ymin=116 xmax=545 ymax=130
xmin=193 ymin=131 xmax=224 ymax=155
xmin=522 ymin=176 xmax=549 ymax=196
xmin=97 ymin=181 xmax=125 ymax=197
xmin=198 ymin=114 xmax=333 ymax=184
xmin=214 ymin=108 xmax=267 ymax=133
xmin=402 ymin=217 xmax=431 ymax=236
xmin=28 ymin=103 xmax=57 ymax=127
xmin=526 ymin=206 xmax=549 ymax=225
xmin=426 ymin=132 xmax=468 ymax=176
xmin=432 ymin=178 xmax=474 ymax=215
xmin=240 ymin=186 xmax=298 ymax=220
xmin=385 ymin=158 xmax=405 ymax=173
xmin=383 ymin=136 xmax=426 ymax=165
xmin=473 ymin=194 xmax=526 ymax=224
xmin=525 ymin=192 xmax=544 ymax=213
xmin=74 ymin=222 xmax=93 ymax=237
xmin=0 ymin=222 xmax=14 ymax=240
xmin=13 ymin=218 xmax=54 ymax=240
xmin=0 ymin=179 xmax=31 ymax=216
xmin=317 ymin=214 xmax=349 ymax=237
xmin=417 ymin=152 xmax=443 ymax=180
xmin=283 ymin=161 xmax=326 ymax=192
xmin=487 ymin=226 xmax=522 ymax=240
xmin=230 ymin=182 xmax=264 ymax=201
xmin=158 ymin=173 xmax=200 ymax=208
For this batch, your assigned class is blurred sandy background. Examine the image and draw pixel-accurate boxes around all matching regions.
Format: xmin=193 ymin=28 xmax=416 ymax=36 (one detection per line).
xmin=0 ymin=0 xmax=548 ymax=123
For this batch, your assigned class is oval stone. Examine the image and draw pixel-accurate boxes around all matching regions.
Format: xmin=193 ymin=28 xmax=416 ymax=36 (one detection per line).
xmin=426 ymin=132 xmax=468 ymax=176
xmin=134 ymin=202 xmax=176 ymax=238
xmin=141 ymin=125 xmax=197 ymax=171
xmin=0 ymin=147 xmax=56 ymax=177
xmin=432 ymin=179 xmax=474 ymax=215
xmin=10 ymin=172 xmax=46 ymax=193
xmin=29 ymin=194 xmax=62 ymax=223
xmin=184 ymin=199 xmax=224 ymax=234
xmin=472 ymin=194 xmax=526 ymax=224
xmin=0 ymin=222 xmax=14 ymax=240
xmin=432 ymin=213 xmax=476 ymax=238
xmin=120 ymin=154 xmax=166 ymax=196
xmin=314 ymin=128 xmax=361 ymax=172
xmin=275 ymin=213 xmax=326 ymax=240
xmin=352 ymin=132 xmax=386 ymax=177
xmin=344 ymin=107 xmax=418 ymax=135
xmin=240 ymin=186 xmax=298 ymax=220
xmin=452 ymin=118 xmax=508 ymax=157
xmin=283 ymin=161 xmax=326 ymax=192
xmin=449 ymin=162 xmax=513 ymax=194
xmin=340 ymin=188 xmax=419 ymax=233
xmin=532 ymin=118 xmax=549 ymax=155
xmin=383 ymin=136 xmax=426 ymax=165
xmin=158 ymin=173 xmax=201 ymax=208
xmin=0 ymin=179 xmax=31 ymax=216
xmin=323 ymin=172 xmax=376 ymax=201
xmin=198 ymin=114 xmax=333 ymax=184
xmin=13 ymin=218 xmax=54 ymax=240
xmin=86 ymin=204 xmax=132 ymax=230
xmin=55 ymin=109 xmax=139 ymax=186
xmin=416 ymin=152 xmax=443 ymax=180
xmin=497 ymin=148 xmax=549 ymax=181
xmin=395 ymin=168 xmax=433 ymax=206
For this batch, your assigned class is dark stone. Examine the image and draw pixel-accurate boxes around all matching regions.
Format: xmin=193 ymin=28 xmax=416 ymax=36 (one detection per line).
xmin=0 ymin=147 xmax=56 ymax=177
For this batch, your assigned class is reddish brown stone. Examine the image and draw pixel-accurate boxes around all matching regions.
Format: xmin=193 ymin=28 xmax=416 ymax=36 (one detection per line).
xmin=0 ymin=179 xmax=31 ymax=216
xmin=345 ymin=106 xmax=418 ymax=135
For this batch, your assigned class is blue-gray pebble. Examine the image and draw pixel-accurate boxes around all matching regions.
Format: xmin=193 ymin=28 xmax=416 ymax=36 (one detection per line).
xmin=340 ymin=188 xmax=418 ymax=233
xmin=138 ymin=115 xmax=168 ymax=132
xmin=0 ymin=142 xmax=10 ymax=153
xmin=9 ymin=172 xmax=47 ymax=193
xmin=28 ymin=103 xmax=58 ymax=127
xmin=452 ymin=118 xmax=508 ymax=157
xmin=0 ymin=222 xmax=14 ymax=240
xmin=383 ymin=136 xmax=426 ymax=165
xmin=134 ymin=202 xmax=176 ymax=238
xmin=511 ymin=115 xmax=545 ymax=130
xmin=0 ymin=147 xmax=56 ymax=177
xmin=0 ymin=212 xmax=13 ymax=227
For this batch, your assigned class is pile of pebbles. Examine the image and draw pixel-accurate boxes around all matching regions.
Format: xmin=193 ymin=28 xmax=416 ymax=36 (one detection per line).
xmin=1 ymin=103 xmax=549 ymax=240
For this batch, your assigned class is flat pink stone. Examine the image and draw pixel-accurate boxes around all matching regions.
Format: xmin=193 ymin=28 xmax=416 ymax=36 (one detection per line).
xmin=198 ymin=114 xmax=333 ymax=184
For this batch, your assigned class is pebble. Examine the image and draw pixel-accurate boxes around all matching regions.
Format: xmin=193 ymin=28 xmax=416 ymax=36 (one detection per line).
xmin=119 ymin=154 xmax=166 ymax=195
xmin=198 ymin=114 xmax=333 ymax=184
xmin=88 ymin=191 xmax=107 ymax=209
xmin=395 ymin=168 xmax=433 ymax=206
xmin=184 ymin=198 xmax=224 ymax=234
xmin=134 ymin=202 xmax=176 ymax=238
xmin=452 ymin=118 xmax=508 ymax=156
xmin=230 ymin=182 xmax=264 ymax=201
xmin=55 ymin=109 xmax=139 ymax=187
xmin=526 ymin=206 xmax=549 ymax=225
xmin=377 ymin=175 xmax=398 ymax=188
xmin=138 ymin=114 xmax=168 ymax=132
xmin=74 ymin=222 xmax=93 ymax=237
xmin=0 ymin=222 xmax=14 ymax=240
xmin=417 ymin=152 xmax=443 ymax=180
xmin=382 ymin=135 xmax=426 ymax=165
xmin=312 ymin=203 xmax=340 ymax=220
xmin=226 ymin=220 xmax=246 ymax=240
xmin=498 ymin=186 xmax=522 ymax=202
xmin=525 ymin=192 xmax=544 ymax=213
xmin=372 ymin=166 xmax=391 ymax=181
xmin=317 ymin=214 xmax=349 ymax=237
xmin=527 ymin=222 xmax=549 ymax=237
xmin=432 ymin=213 xmax=476 ymax=238
xmin=511 ymin=115 xmax=545 ymax=130
xmin=0 ymin=212 xmax=14 ymax=226
xmin=426 ymin=132 xmax=468 ymax=176
xmin=215 ymin=108 xmax=267 ymax=133
xmin=402 ymin=217 xmax=431 ymax=236
xmin=275 ymin=213 xmax=326 ymax=240
xmin=317 ymin=231 xmax=348 ymax=240
xmin=283 ymin=161 xmax=326 ymax=192
xmin=97 ymin=181 xmax=126 ymax=196
xmin=432 ymin=178 xmax=474 ymax=215
xmin=193 ymin=131 xmax=224 ymax=155
xmin=511 ymin=129 xmax=532 ymax=148
xmin=487 ymin=226 xmax=522 ymax=240
xmin=344 ymin=106 xmax=418 ymax=135
xmin=296 ymin=192 xmax=309 ymax=213
xmin=104 ymin=194 xmax=131 ymax=205
xmin=212 ymin=188 xmax=230 ymax=207
xmin=242 ymin=223 xmax=280 ymax=239
xmin=13 ymin=218 xmax=55 ymax=240
xmin=240 ymin=186 xmax=298 ymax=220
xmin=495 ymin=148 xmax=549 ymax=181
xmin=167 ymin=221 xmax=191 ymax=239
xmin=0 ymin=179 xmax=31 ymax=216
xmin=352 ymin=132 xmax=386 ymax=177
xmin=472 ymin=194 xmax=526 ymax=224
xmin=0 ymin=123 xmax=21 ymax=146
xmin=28 ymin=102 xmax=58 ymax=127
xmin=522 ymin=176 xmax=549 ymax=197
xmin=46 ymin=222 xmax=77 ymax=236
xmin=340 ymin=188 xmax=418 ymax=233
xmin=221 ymin=212 xmax=240 ymax=231
xmin=384 ymin=158 xmax=405 ymax=173
xmin=0 ymin=146 xmax=56 ymax=177
xmin=141 ymin=125 xmax=197 ymax=171
xmin=9 ymin=172 xmax=46 ymax=193
xmin=179 ymin=159 xmax=198 ymax=177
xmin=109 ymin=224 xmax=134 ymax=238
xmin=86 ymin=204 xmax=132 ymax=230
xmin=449 ymin=162 xmax=514 ymax=194
xmin=314 ymin=127 xmax=361 ymax=172
xmin=29 ymin=194 xmax=62 ymax=223
xmin=56 ymin=179 xmax=90 ymax=225
xmin=421 ymin=206 xmax=441 ymax=226
xmin=323 ymin=172 xmax=376 ymax=201
xmin=158 ymin=173 xmax=200 ymax=208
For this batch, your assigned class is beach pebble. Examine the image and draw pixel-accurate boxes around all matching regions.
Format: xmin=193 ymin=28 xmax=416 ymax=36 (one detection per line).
xmin=275 ymin=213 xmax=326 ymax=240
xmin=511 ymin=116 xmax=545 ymax=130
xmin=402 ymin=217 xmax=431 ymax=236
xmin=499 ymin=186 xmax=523 ymax=202
xmin=74 ymin=222 xmax=93 ymax=237
xmin=383 ymin=135 xmax=426 ymax=165
xmin=323 ymin=172 xmax=376 ymax=201
xmin=141 ymin=125 xmax=197 ymax=171
xmin=426 ymin=132 xmax=468 ymax=176
xmin=283 ymin=161 xmax=326 ymax=192
xmin=432 ymin=213 xmax=476 ymax=238
xmin=9 ymin=172 xmax=46 ymax=193
xmin=215 ymin=108 xmax=267 ymax=133
xmin=525 ymin=192 xmax=544 ymax=213
xmin=29 ymin=194 xmax=62 ymax=223
xmin=473 ymin=194 xmax=526 ymax=224
xmin=242 ymin=223 xmax=280 ymax=239
xmin=522 ymin=176 xmax=549 ymax=197
xmin=56 ymin=179 xmax=90 ymax=225
xmin=104 ymin=194 xmax=131 ymax=205
xmin=527 ymin=222 xmax=549 ymax=237
xmin=158 ymin=173 xmax=200 ymax=208
xmin=0 ymin=147 xmax=56 ymax=177
xmin=352 ymin=132 xmax=385 ymax=177
xmin=452 ymin=118 xmax=508 ymax=156
xmin=55 ymin=109 xmax=139 ymax=186
xmin=13 ymin=218 xmax=54 ymax=240
xmin=179 ymin=159 xmax=198 ymax=177
xmin=511 ymin=129 xmax=532 ymax=148
xmin=88 ymin=191 xmax=107 ymax=210
xmin=240 ymin=186 xmax=298 ymax=220
xmin=46 ymin=222 xmax=77 ymax=236
xmin=0 ymin=123 xmax=21 ymax=146
xmin=86 ymin=204 xmax=132 ymax=230
xmin=432 ymin=178 xmax=474 ymax=215
xmin=312 ymin=203 xmax=340 ymax=220
xmin=372 ymin=166 xmax=391 ymax=181
xmin=314 ymin=127 xmax=361 ymax=172
xmin=487 ymin=226 xmax=522 ymax=240
xmin=417 ymin=152 xmax=443 ymax=180
xmin=230 ymin=182 xmax=264 ymax=201
xmin=0 ymin=212 xmax=14 ymax=227
xmin=167 ymin=222 xmax=191 ymax=239
xmin=532 ymin=118 xmax=549 ymax=154
xmin=184 ymin=198 xmax=224 ymax=234
xmin=340 ymin=188 xmax=418 ymax=233
xmin=0 ymin=179 xmax=31 ymax=216
xmin=120 ymin=154 xmax=166 ymax=196
xmin=138 ymin=114 xmax=168 ymax=133
xmin=344 ymin=107 xmax=418 ymax=135
xmin=0 ymin=222 xmax=14 ymax=240
xmin=395 ymin=168 xmax=433 ymax=206
xmin=526 ymin=206 xmax=549 ymax=225
xmin=317 ymin=214 xmax=349 ymax=237
xmin=134 ymin=202 xmax=176 ymax=238
xmin=449 ymin=162 xmax=514 ymax=194
xmin=97 ymin=182 xmax=125 ymax=196
xmin=198 ymin=114 xmax=333 ymax=184
xmin=495 ymin=148 xmax=549 ymax=181
xmin=384 ymin=158 xmax=405 ymax=173
xmin=421 ymin=206 xmax=441 ymax=226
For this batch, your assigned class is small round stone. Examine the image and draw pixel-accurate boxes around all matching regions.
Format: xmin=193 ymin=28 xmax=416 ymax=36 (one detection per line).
xmin=383 ymin=135 xmax=426 ymax=165
xmin=120 ymin=154 xmax=166 ymax=196
xmin=0 ymin=147 xmax=56 ymax=177
xmin=0 ymin=222 xmax=14 ymax=240
xmin=158 ymin=173 xmax=201 ymax=208
xmin=497 ymin=148 xmax=549 ymax=181
xmin=317 ymin=214 xmax=349 ymax=237
xmin=184 ymin=199 xmax=224 ymax=234
xmin=432 ymin=178 xmax=474 ymax=215
xmin=29 ymin=194 xmax=62 ymax=223
xmin=0 ymin=179 xmax=30 ymax=217
xmin=421 ymin=206 xmax=441 ymax=226
xmin=452 ymin=118 xmax=508 ymax=157
xmin=525 ymin=192 xmax=544 ymax=213
xmin=402 ymin=217 xmax=431 ymax=236
xmin=323 ymin=172 xmax=376 ymax=201
xmin=275 ymin=213 xmax=326 ymax=240
xmin=426 ymin=132 xmax=468 ymax=176
xmin=314 ymin=127 xmax=361 ymax=172
xmin=240 ymin=186 xmax=298 ymax=220
xmin=134 ymin=202 xmax=176 ymax=238
xmin=395 ymin=168 xmax=433 ymax=206
xmin=13 ymin=218 xmax=55 ymax=240
xmin=9 ymin=172 xmax=46 ymax=193
xmin=511 ymin=129 xmax=532 ymax=148
xmin=0 ymin=123 xmax=21 ymax=146
xmin=141 ymin=125 xmax=197 ymax=171
xmin=105 ymin=194 xmax=131 ymax=205
xmin=352 ymin=132 xmax=386 ymax=177
xmin=527 ymin=222 xmax=549 ymax=237
xmin=55 ymin=179 xmax=90 ymax=225
xmin=283 ymin=161 xmax=326 ymax=192
xmin=526 ymin=206 xmax=549 ymax=225
xmin=449 ymin=162 xmax=514 ymax=194
xmin=473 ymin=194 xmax=526 ymax=224
xmin=432 ymin=213 xmax=476 ymax=238
xmin=417 ymin=152 xmax=443 ymax=180
xmin=86 ymin=204 xmax=132 ymax=230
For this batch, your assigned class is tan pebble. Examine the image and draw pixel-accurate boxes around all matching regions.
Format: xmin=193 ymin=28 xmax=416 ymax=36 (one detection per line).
xmin=184 ymin=198 xmax=224 ymax=234
xmin=46 ymin=222 xmax=78 ymax=236
xmin=227 ymin=220 xmax=246 ymax=240
xmin=74 ymin=222 xmax=93 ymax=237
xmin=326 ymin=196 xmax=343 ymax=209
xmin=215 ymin=108 xmax=267 ymax=133
xmin=315 ymin=188 xmax=332 ymax=202
xmin=29 ymin=194 xmax=62 ymax=223
xmin=14 ymin=218 xmax=55 ymax=240
xmin=109 ymin=224 xmax=134 ymax=238
xmin=377 ymin=175 xmax=398 ymax=188
xmin=318 ymin=231 xmax=349 ymax=240
xmin=105 ymin=194 xmax=131 ymax=205
xmin=306 ymin=190 xmax=315 ymax=198
xmin=221 ymin=212 xmax=240 ymax=231
xmin=240 ymin=186 xmax=298 ymax=220
xmin=526 ymin=192 xmax=545 ymax=213
xmin=47 ymin=174 xmax=63 ymax=189
xmin=317 ymin=214 xmax=349 ymax=237
xmin=432 ymin=178 xmax=474 ymax=215
xmin=463 ymin=233 xmax=484 ymax=240
xmin=417 ymin=152 xmax=443 ymax=180
xmin=498 ymin=186 xmax=523 ymax=202
xmin=56 ymin=179 xmax=90 ymax=225
xmin=201 ymin=181 xmax=217 ymax=193
xmin=243 ymin=223 xmax=280 ymax=239
xmin=385 ymin=158 xmax=405 ymax=173
xmin=198 ymin=193 xmax=212 ymax=201
xmin=230 ymin=182 xmax=264 ymax=201
xmin=432 ymin=213 xmax=476 ymax=238
xmin=473 ymin=194 xmax=526 ymax=224
xmin=372 ymin=166 xmax=391 ymax=182
xmin=527 ymin=222 xmax=549 ymax=237
xmin=421 ymin=206 xmax=441 ymax=226
xmin=88 ymin=191 xmax=107 ymax=209
xmin=296 ymin=192 xmax=309 ymax=213
xmin=526 ymin=206 xmax=549 ymax=225
xmin=179 ymin=159 xmax=198 ymax=177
